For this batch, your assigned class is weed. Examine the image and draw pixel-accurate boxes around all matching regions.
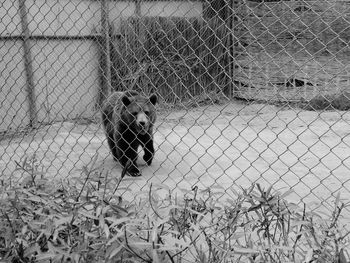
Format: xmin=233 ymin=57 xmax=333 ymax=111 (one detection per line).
xmin=0 ymin=156 xmax=349 ymax=262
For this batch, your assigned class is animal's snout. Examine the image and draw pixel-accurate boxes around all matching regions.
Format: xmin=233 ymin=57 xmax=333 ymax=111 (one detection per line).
xmin=136 ymin=113 xmax=148 ymax=129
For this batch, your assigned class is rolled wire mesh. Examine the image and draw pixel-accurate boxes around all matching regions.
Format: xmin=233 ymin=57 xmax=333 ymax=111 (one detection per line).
xmin=0 ymin=0 xmax=350 ymax=250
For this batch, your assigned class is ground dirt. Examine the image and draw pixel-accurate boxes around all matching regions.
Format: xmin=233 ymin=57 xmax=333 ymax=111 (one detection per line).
xmin=1 ymin=100 xmax=350 ymax=219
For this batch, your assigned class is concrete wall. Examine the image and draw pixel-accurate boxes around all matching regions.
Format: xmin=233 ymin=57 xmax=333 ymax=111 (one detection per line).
xmin=0 ymin=40 xmax=29 ymax=133
xmin=141 ymin=1 xmax=202 ymax=17
xmin=31 ymin=40 xmax=100 ymax=123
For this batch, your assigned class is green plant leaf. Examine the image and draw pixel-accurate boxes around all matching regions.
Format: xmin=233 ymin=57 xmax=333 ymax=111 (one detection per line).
xmin=54 ymin=215 xmax=73 ymax=227
xmin=304 ymin=248 xmax=314 ymax=263
xmin=79 ymin=210 xmax=98 ymax=220
xmin=35 ymin=252 xmax=57 ymax=261
xmin=231 ymin=246 xmax=259 ymax=254
xmin=152 ymin=249 xmax=160 ymax=263
xmin=158 ymin=235 xmax=189 ymax=250
xmin=83 ymin=231 xmax=99 ymax=238
xmin=104 ymin=222 xmax=110 ymax=238
xmin=129 ymin=242 xmax=153 ymax=248
xmin=106 ymin=242 xmax=123 ymax=259
xmin=272 ymin=245 xmax=294 ymax=251
xmin=291 ymin=221 xmax=312 ymax=227
xmin=24 ymin=243 xmax=41 ymax=258
xmin=106 ymin=217 xmax=130 ymax=229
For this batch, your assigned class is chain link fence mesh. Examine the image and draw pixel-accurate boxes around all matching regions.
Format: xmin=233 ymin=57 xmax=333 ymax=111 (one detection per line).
xmin=1 ymin=0 xmax=350 ymax=226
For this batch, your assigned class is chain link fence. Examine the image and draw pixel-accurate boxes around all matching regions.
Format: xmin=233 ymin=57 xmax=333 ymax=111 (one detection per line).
xmin=1 ymin=0 xmax=350 ymax=224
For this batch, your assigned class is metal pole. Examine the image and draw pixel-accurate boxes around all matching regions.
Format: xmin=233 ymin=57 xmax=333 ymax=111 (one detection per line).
xmin=18 ymin=0 xmax=37 ymax=127
xmin=100 ymin=0 xmax=111 ymax=103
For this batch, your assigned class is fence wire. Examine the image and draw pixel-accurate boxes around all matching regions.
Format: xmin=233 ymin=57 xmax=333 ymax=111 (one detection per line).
xmin=1 ymin=0 xmax=350 ymax=252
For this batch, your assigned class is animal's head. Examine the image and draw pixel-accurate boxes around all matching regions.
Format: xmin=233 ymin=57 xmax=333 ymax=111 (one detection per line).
xmin=121 ymin=93 xmax=157 ymax=135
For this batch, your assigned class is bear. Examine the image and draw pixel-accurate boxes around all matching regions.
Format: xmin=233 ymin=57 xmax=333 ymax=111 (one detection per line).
xmin=101 ymin=90 xmax=157 ymax=177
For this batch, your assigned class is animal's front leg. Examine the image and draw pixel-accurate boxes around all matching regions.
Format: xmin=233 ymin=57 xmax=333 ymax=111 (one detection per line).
xmin=125 ymin=148 xmax=141 ymax=177
xmin=142 ymin=135 xmax=155 ymax=166
xmin=118 ymin=136 xmax=141 ymax=177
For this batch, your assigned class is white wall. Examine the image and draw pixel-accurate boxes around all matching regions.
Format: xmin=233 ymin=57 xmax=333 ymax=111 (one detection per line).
xmin=0 ymin=0 xmax=21 ymax=36
xmin=26 ymin=0 xmax=101 ymax=36
xmin=0 ymin=41 xmax=29 ymax=133
xmin=141 ymin=1 xmax=202 ymax=17
xmin=31 ymin=40 xmax=99 ymax=123
xmin=0 ymin=0 xmax=203 ymax=36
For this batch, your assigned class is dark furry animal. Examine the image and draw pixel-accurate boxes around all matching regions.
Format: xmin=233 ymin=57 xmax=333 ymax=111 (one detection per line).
xmin=101 ymin=90 xmax=157 ymax=177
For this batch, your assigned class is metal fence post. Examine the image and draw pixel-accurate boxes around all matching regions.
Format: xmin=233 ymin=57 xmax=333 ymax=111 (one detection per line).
xmin=18 ymin=0 xmax=37 ymax=127
xmin=100 ymin=0 xmax=112 ymax=105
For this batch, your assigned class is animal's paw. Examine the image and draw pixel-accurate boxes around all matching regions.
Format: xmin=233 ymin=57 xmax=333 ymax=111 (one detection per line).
xmin=128 ymin=171 xmax=142 ymax=177
xmin=127 ymin=165 xmax=142 ymax=177
xmin=143 ymin=154 xmax=153 ymax=166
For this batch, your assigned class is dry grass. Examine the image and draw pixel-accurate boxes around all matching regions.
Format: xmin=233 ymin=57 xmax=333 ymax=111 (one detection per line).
xmin=98 ymin=4 xmax=350 ymax=108
xmin=109 ymin=16 xmax=231 ymax=104
xmin=233 ymin=52 xmax=350 ymax=104
xmin=230 ymin=0 xmax=350 ymax=105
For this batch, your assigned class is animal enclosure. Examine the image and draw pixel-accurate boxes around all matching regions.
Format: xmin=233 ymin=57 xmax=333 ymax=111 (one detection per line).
xmin=1 ymin=0 xmax=350 ymax=237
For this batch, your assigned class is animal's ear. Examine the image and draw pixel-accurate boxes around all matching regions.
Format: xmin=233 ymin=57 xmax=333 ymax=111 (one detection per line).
xmin=121 ymin=95 xmax=131 ymax=106
xmin=149 ymin=94 xmax=157 ymax=105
